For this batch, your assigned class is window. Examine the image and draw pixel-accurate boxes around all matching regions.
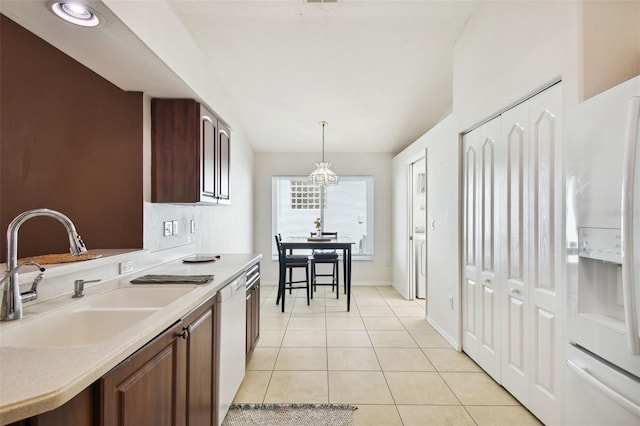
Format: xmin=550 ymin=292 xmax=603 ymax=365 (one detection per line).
xmin=272 ymin=176 xmax=374 ymax=259
xmin=289 ymin=181 xmax=323 ymax=209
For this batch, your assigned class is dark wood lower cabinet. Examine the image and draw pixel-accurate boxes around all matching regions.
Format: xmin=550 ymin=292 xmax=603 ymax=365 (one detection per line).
xmin=8 ymin=386 xmax=97 ymax=426
xmin=100 ymin=320 xmax=187 ymax=426
xmin=185 ymin=300 xmax=216 ymax=426
xmin=245 ymin=269 xmax=260 ymax=360
xmin=10 ymin=295 xmax=218 ymax=426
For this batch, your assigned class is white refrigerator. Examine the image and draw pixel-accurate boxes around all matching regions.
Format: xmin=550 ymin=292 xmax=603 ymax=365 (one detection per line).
xmin=566 ymin=75 xmax=640 ymax=425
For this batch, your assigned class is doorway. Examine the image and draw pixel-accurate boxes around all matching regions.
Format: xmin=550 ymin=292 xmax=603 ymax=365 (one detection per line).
xmin=408 ymin=154 xmax=426 ymax=300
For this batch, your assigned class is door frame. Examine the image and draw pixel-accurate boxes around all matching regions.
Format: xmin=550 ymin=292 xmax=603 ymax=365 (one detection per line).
xmin=406 ymin=150 xmax=426 ymax=301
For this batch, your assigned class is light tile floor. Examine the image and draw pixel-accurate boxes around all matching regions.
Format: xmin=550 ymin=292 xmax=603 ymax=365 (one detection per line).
xmin=234 ymin=285 xmax=543 ymax=426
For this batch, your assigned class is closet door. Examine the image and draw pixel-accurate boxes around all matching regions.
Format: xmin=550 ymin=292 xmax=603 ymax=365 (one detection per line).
xmin=527 ymin=83 xmax=563 ymax=425
xmin=462 ymin=128 xmax=480 ymax=362
xmin=462 ymin=117 xmax=502 ymax=381
xmin=500 ymin=101 xmax=530 ymax=404
xmin=498 ymin=83 xmax=563 ymax=424
xmin=462 ymin=83 xmax=563 ymax=426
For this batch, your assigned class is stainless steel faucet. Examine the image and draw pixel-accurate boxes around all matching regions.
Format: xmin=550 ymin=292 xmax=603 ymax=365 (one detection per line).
xmin=1 ymin=208 xmax=88 ymax=320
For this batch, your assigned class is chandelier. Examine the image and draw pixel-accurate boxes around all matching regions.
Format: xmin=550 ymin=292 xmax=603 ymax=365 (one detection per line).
xmin=308 ymin=121 xmax=339 ymax=186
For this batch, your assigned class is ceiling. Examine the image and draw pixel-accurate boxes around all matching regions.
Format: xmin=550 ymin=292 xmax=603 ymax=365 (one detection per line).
xmin=1 ymin=0 xmax=478 ymax=154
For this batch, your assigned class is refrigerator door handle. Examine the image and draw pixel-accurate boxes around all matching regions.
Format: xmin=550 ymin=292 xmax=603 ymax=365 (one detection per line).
xmin=567 ymin=360 xmax=640 ymax=417
xmin=621 ymin=96 xmax=640 ymax=355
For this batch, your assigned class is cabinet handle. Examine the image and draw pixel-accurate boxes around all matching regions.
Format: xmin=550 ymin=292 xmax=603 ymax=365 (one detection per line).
xmin=246 ymin=293 xmax=252 ymax=301
xmin=567 ymin=360 xmax=640 ymax=417
xmin=246 ymin=274 xmax=259 ymax=288
xmin=177 ymin=325 xmax=191 ymax=340
xmin=483 ymin=278 xmax=491 ymax=284
xmin=510 ymin=287 xmax=520 ymax=294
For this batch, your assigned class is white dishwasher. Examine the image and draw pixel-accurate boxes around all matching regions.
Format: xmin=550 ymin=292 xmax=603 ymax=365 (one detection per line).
xmin=217 ymin=273 xmax=246 ymax=425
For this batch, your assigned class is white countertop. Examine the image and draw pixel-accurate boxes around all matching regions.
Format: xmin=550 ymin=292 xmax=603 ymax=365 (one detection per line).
xmin=0 ymin=252 xmax=261 ymax=425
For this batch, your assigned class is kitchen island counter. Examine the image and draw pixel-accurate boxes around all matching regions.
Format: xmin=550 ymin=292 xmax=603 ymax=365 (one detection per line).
xmin=0 ymin=252 xmax=261 ymax=424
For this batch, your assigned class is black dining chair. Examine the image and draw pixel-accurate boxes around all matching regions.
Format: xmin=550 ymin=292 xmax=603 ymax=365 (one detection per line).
xmin=275 ymin=234 xmax=310 ymax=309
xmin=309 ymin=231 xmax=339 ymax=298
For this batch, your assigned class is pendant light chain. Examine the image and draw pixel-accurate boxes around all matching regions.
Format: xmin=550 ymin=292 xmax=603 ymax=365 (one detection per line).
xmin=321 ymin=121 xmax=326 ymax=163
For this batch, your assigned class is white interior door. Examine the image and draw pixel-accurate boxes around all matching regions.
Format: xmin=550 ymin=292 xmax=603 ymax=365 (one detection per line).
xmin=462 ymin=128 xmax=480 ymax=362
xmin=500 ymin=98 xmax=530 ymax=404
xmin=462 ymin=117 xmax=501 ymax=381
xmin=527 ymin=83 xmax=563 ymax=424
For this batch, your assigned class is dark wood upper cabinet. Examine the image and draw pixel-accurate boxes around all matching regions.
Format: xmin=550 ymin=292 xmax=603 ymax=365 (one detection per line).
xmin=151 ymin=98 xmax=230 ymax=204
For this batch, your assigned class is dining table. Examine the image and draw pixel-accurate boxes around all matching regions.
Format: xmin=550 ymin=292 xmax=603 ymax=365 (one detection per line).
xmin=277 ymin=236 xmax=355 ymax=312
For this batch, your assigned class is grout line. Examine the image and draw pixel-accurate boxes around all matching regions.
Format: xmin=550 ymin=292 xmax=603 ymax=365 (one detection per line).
xmin=324 ymin=290 xmax=330 ymax=405
xmin=256 ymin=286 xmax=531 ymax=426
xmin=371 ymin=285 xmax=405 ymax=425
xmin=260 ymin=289 xmax=291 ymax=405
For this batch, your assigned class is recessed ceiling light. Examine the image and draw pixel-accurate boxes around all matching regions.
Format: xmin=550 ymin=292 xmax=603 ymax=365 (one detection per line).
xmin=51 ymin=2 xmax=100 ymax=27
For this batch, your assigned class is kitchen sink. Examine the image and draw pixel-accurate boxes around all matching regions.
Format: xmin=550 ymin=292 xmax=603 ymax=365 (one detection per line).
xmin=0 ymin=308 xmax=158 ymax=347
xmin=0 ymin=285 xmax=197 ymax=348
xmin=85 ymin=285 xmax=197 ymax=308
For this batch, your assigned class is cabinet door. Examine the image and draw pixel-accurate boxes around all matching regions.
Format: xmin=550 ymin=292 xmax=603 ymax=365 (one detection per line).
xmin=184 ymin=300 xmax=216 ymax=426
xmin=201 ymin=108 xmax=217 ymax=200
xmin=100 ymin=321 xmax=187 ymax=426
xmin=217 ymin=123 xmax=230 ymax=201
xmin=248 ymin=281 xmax=261 ymax=357
xmin=151 ymin=98 xmax=201 ymax=203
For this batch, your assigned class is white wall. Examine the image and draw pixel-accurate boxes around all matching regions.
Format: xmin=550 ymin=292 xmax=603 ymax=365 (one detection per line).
xmin=392 ymin=115 xmax=460 ymax=346
xmin=254 ymin=151 xmax=393 ymax=286
xmin=391 ymin=148 xmax=415 ymax=300
xmin=453 ymin=0 xmax=581 ymax=129
xmin=423 ymin=117 xmax=460 ymax=348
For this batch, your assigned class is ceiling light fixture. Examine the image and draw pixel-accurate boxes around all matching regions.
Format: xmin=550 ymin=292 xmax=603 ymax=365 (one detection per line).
xmin=308 ymin=121 xmax=339 ymax=186
xmin=51 ymin=2 xmax=100 ymax=27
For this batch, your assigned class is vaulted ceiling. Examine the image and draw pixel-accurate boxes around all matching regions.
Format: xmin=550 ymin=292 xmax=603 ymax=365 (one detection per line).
xmin=1 ymin=0 xmax=478 ymax=153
